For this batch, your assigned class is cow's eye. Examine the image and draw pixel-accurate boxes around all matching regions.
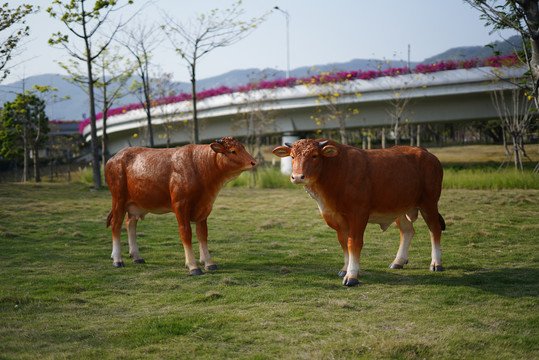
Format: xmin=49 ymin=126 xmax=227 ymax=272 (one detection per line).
xmin=312 ymin=154 xmax=318 ymax=159
xmin=231 ymin=150 xmax=237 ymax=155
xmin=291 ymin=156 xmax=294 ymax=159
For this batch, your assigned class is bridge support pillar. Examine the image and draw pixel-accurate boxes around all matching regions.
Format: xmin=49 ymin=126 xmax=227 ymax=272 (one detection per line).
xmin=280 ymin=133 xmax=299 ymax=175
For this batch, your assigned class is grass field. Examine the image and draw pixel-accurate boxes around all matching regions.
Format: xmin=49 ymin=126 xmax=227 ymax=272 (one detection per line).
xmin=426 ymin=143 xmax=539 ymax=164
xmin=0 ymin=182 xmax=537 ymax=359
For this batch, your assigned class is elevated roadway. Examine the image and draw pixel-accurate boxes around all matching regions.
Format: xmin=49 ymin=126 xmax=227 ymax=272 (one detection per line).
xmin=82 ymin=66 xmax=526 ymax=154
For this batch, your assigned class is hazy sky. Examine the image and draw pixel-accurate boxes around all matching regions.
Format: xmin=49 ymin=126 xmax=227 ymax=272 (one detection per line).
xmin=5 ymin=0 xmax=517 ymax=85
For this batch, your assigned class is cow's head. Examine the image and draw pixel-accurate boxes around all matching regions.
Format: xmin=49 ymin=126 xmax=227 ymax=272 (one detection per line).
xmin=272 ymin=139 xmax=338 ymax=185
xmin=210 ymin=137 xmax=258 ymax=173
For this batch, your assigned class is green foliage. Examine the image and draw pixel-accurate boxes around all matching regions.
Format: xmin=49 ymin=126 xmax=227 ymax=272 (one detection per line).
xmin=0 ymin=93 xmax=49 ymax=160
xmin=443 ymin=167 xmax=539 ymax=190
xmin=226 ymin=165 xmax=538 ymax=190
xmin=0 ymin=183 xmax=537 ymax=359
xmin=226 ymin=166 xmax=296 ymax=189
xmin=0 ymin=3 xmax=36 ymax=81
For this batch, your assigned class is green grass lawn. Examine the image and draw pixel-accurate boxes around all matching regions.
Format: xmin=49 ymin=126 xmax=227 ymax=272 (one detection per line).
xmin=0 ymin=183 xmax=537 ymax=359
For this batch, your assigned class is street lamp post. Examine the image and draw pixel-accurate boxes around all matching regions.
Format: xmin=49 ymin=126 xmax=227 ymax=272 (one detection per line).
xmin=273 ymin=6 xmax=290 ymax=78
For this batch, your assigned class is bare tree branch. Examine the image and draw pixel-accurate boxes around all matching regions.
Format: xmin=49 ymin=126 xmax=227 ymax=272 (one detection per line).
xmin=161 ymin=1 xmax=268 ymax=143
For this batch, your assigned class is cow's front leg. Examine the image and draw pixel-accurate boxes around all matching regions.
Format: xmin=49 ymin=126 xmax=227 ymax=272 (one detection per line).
xmin=174 ymin=208 xmax=203 ymax=276
xmin=343 ymin=218 xmax=367 ymax=287
xmin=336 ymin=229 xmax=349 ymax=277
xmin=196 ymin=219 xmax=217 ymax=271
xmin=321 ymin=212 xmax=348 ymax=277
xmin=126 ymin=214 xmax=145 ymax=264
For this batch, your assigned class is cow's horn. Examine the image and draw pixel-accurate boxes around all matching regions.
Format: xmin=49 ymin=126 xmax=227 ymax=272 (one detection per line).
xmin=319 ymin=140 xmax=329 ymax=147
xmin=215 ymin=139 xmax=223 ymax=144
xmin=284 ymin=142 xmax=293 ymax=148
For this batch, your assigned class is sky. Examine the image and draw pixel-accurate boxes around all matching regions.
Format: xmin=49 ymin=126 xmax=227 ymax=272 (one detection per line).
xmin=4 ymin=0 xmax=518 ymax=86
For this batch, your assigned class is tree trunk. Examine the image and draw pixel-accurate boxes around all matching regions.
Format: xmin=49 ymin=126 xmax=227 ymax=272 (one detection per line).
xmin=191 ymin=78 xmax=199 ymax=144
xmin=32 ymin=145 xmax=40 ymax=183
xmin=83 ymin=21 xmax=102 ymax=189
xmin=143 ymin=87 xmax=154 ymax=147
xmin=23 ymin=125 xmax=30 ymax=182
xmin=33 ymin=117 xmax=43 ymax=183
xmin=416 ymin=124 xmax=421 ymax=147
xmin=381 ymin=127 xmax=386 ymax=149
xmin=339 ymin=118 xmax=347 ymax=145
xmin=102 ymin=112 xmax=109 ymax=182
xmin=512 ymin=134 xmax=522 ymax=171
xmin=524 ymin=0 xmax=539 ymax=80
xmin=190 ymin=63 xmax=199 ymax=144
xmin=49 ymin=159 xmax=53 ymax=182
xmin=394 ymin=118 xmax=400 ymax=146
xmin=102 ymin=70 xmax=110 ymax=172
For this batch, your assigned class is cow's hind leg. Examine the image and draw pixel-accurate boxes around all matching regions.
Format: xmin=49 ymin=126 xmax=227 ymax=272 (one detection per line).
xmin=126 ymin=214 xmax=145 ymax=264
xmin=390 ymin=215 xmax=415 ymax=269
xmin=196 ymin=219 xmax=217 ymax=271
xmin=109 ymin=208 xmax=126 ymax=268
xmin=420 ymin=207 xmax=444 ymax=271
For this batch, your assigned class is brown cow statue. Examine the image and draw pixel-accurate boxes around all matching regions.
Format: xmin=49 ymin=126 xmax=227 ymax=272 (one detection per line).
xmin=273 ymin=139 xmax=445 ymax=287
xmin=105 ymin=137 xmax=257 ymax=275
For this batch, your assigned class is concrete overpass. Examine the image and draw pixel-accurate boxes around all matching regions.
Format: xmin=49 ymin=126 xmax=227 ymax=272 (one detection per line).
xmin=82 ymin=66 xmax=526 ymax=155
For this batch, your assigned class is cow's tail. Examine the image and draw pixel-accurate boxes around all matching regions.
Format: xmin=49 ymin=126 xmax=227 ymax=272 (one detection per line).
xmin=106 ymin=210 xmax=113 ymax=228
xmin=438 ymin=213 xmax=446 ymax=231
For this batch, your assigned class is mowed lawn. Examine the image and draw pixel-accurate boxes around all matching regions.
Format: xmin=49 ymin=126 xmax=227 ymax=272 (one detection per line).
xmin=0 ymin=182 xmax=537 ymax=359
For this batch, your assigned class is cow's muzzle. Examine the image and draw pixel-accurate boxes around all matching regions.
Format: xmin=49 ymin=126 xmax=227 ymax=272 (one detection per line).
xmin=291 ymin=173 xmax=306 ymax=184
xmin=244 ymin=160 xmax=258 ymax=170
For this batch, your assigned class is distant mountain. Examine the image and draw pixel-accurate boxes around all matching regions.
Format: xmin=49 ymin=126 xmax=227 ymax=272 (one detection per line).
xmin=0 ymin=74 xmax=90 ymax=121
xmin=423 ymin=35 xmax=522 ymax=63
xmin=0 ymin=36 xmax=521 ymax=121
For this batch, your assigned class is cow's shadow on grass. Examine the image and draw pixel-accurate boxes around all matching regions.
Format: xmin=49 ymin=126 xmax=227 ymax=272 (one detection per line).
xmin=219 ymin=260 xmax=539 ymax=298
xmin=360 ymin=266 xmax=539 ymax=298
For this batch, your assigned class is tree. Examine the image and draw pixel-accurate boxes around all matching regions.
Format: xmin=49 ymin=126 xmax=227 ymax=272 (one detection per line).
xmin=378 ymin=62 xmax=419 ymax=147
xmin=120 ymin=23 xmax=161 ymax=148
xmin=303 ymin=70 xmax=361 ymax=145
xmin=151 ymin=71 xmax=182 ymax=148
xmin=47 ymin=0 xmax=133 ymax=188
xmin=386 ymin=90 xmax=414 ymax=146
xmin=59 ymin=46 xmax=135 ymax=168
xmin=233 ymin=73 xmax=277 ymax=161
xmin=162 ymin=0 xmax=267 ymax=144
xmin=0 ymin=93 xmax=49 ymax=182
xmin=466 ymin=0 xmax=539 ymax=170
xmin=95 ymin=48 xmax=135 ymax=166
xmin=466 ymin=1 xmax=539 ymax=83
xmin=491 ymin=87 xmax=535 ymax=170
xmin=0 ymin=3 xmax=36 ymax=82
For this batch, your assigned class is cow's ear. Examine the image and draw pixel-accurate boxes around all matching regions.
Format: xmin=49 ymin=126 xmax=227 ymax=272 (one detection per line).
xmin=321 ymin=145 xmax=338 ymax=157
xmin=272 ymin=146 xmax=291 ymax=158
xmin=210 ymin=142 xmax=226 ymax=153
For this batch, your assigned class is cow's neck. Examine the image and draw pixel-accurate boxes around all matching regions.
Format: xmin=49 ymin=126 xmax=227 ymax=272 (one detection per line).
xmin=304 ymin=183 xmax=331 ymax=214
xmin=196 ymin=146 xmax=239 ymax=192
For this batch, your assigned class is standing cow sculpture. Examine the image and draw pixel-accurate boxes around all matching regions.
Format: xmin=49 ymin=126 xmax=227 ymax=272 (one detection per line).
xmin=105 ymin=137 xmax=257 ymax=275
xmin=273 ymin=139 xmax=445 ymax=286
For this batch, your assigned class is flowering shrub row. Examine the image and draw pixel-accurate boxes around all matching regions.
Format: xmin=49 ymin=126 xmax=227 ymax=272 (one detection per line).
xmin=79 ymin=54 xmax=520 ymax=133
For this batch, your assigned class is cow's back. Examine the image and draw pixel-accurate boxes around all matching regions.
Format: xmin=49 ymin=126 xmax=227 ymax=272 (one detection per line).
xmin=364 ymin=146 xmax=443 ymax=203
